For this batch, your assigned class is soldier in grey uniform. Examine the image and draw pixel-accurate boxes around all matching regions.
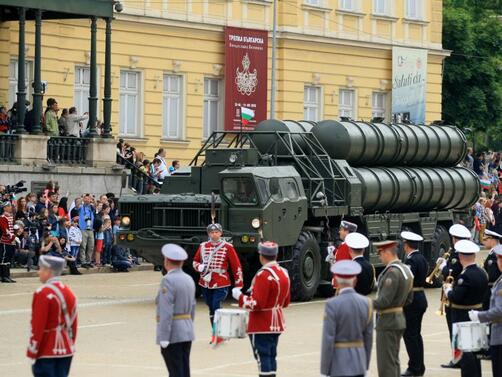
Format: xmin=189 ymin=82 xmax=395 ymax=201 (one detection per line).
xmin=156 ymin=243 xmax=196 ymax=377
xmin=469 ymin=244 xmax=502 ymax=376
xmin=373 ymin=240 xmax=414 ymax=377
xmin=321 ymin=260 xmax=373 ymax=377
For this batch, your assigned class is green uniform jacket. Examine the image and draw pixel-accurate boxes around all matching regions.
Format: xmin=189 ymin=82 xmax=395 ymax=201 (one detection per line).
xmin=373 ymin=260 xmax=414 ymax=331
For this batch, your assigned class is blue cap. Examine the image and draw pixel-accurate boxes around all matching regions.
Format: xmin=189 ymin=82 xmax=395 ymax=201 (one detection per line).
xmin=330 ymin=260 xmax=362 ymax=276
xmin=207 ymin=223 xmax=223 ymax=233
xmin=39 ymin=255 xmax=66 ymax=276
xmin=258 ymin=241 xmax=278 ymax=256
xmin=161 ymin=243 xmax=188 ymax=261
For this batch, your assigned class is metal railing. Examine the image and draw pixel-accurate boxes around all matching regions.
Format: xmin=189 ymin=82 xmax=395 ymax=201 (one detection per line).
xmin=47 ymin=137 xmax=90 ymax=165
xmin=116 ymin=154 xmax=161 ymax=194
xmin=0 ymin=134 xmax=18 ymax=163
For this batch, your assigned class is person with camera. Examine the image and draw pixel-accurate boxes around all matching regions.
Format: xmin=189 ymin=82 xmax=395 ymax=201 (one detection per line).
xmin=40 ymin=230 xmax=81 ymax=275
xmin=0 ymin=201 xmax=16 ymax=283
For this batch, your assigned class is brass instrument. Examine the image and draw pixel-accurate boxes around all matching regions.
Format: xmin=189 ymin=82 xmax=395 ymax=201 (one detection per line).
xmin=425 ymin=249 xmax=451 ymax=285
xmin=436 ymin=268 xmax=454 ymax=316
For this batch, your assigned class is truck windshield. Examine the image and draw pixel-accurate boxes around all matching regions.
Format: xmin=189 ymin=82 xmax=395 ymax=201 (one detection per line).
xmin=222 ymin=177 xmax=259 ymax=205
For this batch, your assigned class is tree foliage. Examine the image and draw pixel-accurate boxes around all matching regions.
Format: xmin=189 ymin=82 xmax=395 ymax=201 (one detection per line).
xmin=442 ymin=0 xmax=502 ymax=141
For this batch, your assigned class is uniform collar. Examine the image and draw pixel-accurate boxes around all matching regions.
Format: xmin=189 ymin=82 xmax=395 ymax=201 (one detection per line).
xmin=406 ymin=250 xmax=419 ymax=259
xmin=339 ymin=287 xmax=355 ymax=295
xmin=167 ymin=268 xmax=181 ymax=274
xmin=489 ymin=247 xmax=499 ymax=255
xmin=263 ymin=261 xmax=278 ymax=268
xmin=352 ymin=255 xmax=364 ymax=261
xmin=46 ymin=276 xmax=61 ymax=284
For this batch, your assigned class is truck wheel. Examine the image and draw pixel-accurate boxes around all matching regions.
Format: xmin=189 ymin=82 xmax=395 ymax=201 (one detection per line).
xmin=427 ymin=225 xmax=450 ymax=288
xmin=288 ymin=231 xmax=321 ymax=301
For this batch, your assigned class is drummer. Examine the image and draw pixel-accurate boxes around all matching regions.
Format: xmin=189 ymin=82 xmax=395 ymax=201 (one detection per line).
xmin=232 ymin=241 xmax=290 ymax=377
xmin=443 ymin=240 xmax=488 ymax=377
xmin=469 ymin=244 xmax=502 ymax=377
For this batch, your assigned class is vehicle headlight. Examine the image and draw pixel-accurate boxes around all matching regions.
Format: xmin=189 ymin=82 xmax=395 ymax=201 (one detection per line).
xmin=251 ymin=218 xmax=261 ymax=229
xmin=121 ymin=216 xmax=131 ymax=227
xmin=127 ymin=233 xmax=135 ymax=241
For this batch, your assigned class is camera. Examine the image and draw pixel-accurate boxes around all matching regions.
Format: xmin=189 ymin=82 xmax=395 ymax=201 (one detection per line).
xmin=2 ymin=180 xmax=27 ymax=200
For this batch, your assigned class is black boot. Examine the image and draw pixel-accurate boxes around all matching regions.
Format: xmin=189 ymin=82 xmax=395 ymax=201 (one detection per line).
xmin=0 ymin=265 xmax=9 ymax=283
xmin=5 ymin=264 xmax=16 ymax=283
xmin=69 ymin=262 xmax=82 ymax=275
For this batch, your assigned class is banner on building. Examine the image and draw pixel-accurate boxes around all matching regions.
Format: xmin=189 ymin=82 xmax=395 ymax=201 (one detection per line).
xmin=392 ymin=47 xmax=428 ymax=124
xmin=224 ymin=26 xmax=268 ymax=131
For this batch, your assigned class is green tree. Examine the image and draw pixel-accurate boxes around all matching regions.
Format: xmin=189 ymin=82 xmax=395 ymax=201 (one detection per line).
xmin=442 ymin=0 xmax=502 ymax=147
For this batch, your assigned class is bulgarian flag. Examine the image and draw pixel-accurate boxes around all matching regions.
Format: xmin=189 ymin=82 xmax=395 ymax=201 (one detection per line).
xmin=241 ymin=107 xmax=255 ymax=126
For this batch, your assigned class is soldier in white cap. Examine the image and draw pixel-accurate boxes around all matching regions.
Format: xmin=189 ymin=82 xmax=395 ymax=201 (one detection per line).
xmin=482 ymin=229 xmax=502 ymax=309
xmin=469 ymin=244 xmax=502 ymax=377
xmin=27 ymin=255 xmax=77 ymax=377
xmin=440 ymin=223 xmax=472 ymax=369
xmin=193 ymin=223 xmax=243 ymax=344
xmin=344 ymin=232 xmax=375 ymax=295
xmin=400 ymin=231 xmax=428 ymax=377
xmin=320 ymin=260 xmax=373 ymax=377
xmin=233 ymin=241 xmax=290 ymax=377
xmin=156 ymin=244 xmax=196 ymax=377
xmin=326 ymin=220 xmax=358 ymax=264
xmin=443 ymin=240 xmax=488 ymax=377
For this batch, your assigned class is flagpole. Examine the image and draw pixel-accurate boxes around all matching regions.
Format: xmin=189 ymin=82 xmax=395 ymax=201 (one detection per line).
xmin=270 ymin=0 xmax=277 ymax=119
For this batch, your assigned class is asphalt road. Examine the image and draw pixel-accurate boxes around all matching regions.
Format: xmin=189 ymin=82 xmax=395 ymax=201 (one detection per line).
xmin=0 ymin=262 xmax=494 ymax=377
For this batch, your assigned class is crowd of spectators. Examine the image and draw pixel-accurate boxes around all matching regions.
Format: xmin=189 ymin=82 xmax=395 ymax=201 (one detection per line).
xmin=0 ymin=180 xmax=138 ymax=280
xmin=117 ymin=140 xmax=180 ymax=193
xmin=0 ymin=98 xmax=103 ymax=136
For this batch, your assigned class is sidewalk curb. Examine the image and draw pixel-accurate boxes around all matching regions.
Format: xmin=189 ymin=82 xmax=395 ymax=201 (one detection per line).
xmin=11 ymin=264 xmax=155 ymax=278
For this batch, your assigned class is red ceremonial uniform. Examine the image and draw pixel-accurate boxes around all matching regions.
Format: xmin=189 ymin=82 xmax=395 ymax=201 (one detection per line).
xmin=27 ymin=279 xmax=78 ymax=359
xmin=0 ymin=213 xmax=15 ymax=244
xmin=334 ymin=242 xmax=351 ymax=261
xmin=239 ymin=262 xmax=291 ymax=333
xmin=193 ymin=240 xmax=244 ymax=289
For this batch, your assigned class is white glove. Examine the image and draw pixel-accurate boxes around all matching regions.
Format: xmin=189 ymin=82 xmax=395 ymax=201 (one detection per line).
xmin=29 ymin=358 xmax=36 ymax=366
xmin=325 ymin=246 xmax=335 ymax=263
xmin=437 ymin=257 xmax=446 ymax=271
xmin=443 ymin=283 xmax=452 ymax=297
xmin=469 ymin=310 xmax=480 ymax=322
xmin=160 ymin=341 xmax=169 ymax=348
xmin=197 ymin=264 xmax=206 ymax=273
xmin=232 ymin=287 xmax=242 ymax=300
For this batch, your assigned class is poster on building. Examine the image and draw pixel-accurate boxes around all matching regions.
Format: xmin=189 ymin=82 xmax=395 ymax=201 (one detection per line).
xmin=224 ymin=26 xmax=268 ymax=131
xmin=392 ymin=47 xmax=428 ymax=124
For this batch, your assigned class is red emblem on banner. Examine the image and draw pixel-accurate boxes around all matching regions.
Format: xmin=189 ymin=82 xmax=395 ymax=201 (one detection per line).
xmin=224 ymin=27 xmax=268 ymax=131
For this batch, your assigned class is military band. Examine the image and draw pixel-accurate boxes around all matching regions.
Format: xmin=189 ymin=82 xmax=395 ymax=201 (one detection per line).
xmin=440 ymin=223 xmax=472 ymax=369
xmin=401 ymin=231 xmax=428 ymax=377
xmin=443 ymin=240 xmax=488 ymax=377
xmin=233 ymin=241 xmax=291 ymax=377
xmin=193 ymin=223 xmax=244 ymax=344
xmin=470 ymin=244 xmax=502 ymax=377
xmin=345 ymin=232 xmax=375 ymax=296
xmin=321 ymin=260 xmax=373 ymax=377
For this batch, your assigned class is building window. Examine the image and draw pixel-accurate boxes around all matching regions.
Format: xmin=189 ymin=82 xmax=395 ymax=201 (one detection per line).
xmin=304 ymin=86 xmax=321 ymax=121
xmin=339 ymin=0 xmax=355 ymax=11
xmin=119 ymin=71 xmax=141 ymax=137
xmin=373 ymin=0 xmax=389 ymax=15
xmin=339 ymin=89 xmax=355 ymax=119
xmin=74 ymin=66 xmax=90 ymax=114
xmin=163 ymin=74 xmax=183 ymax=139
xmin=8 ymin=59 xmax=33 ymax=108
xmin=405 ymin=0 xmax=422 ymax=19
xmin=305 ymin=0 xmax=321 ymax=6
xmin=203 ymin=78 xmax=223 ymax=139
xmin=372 ymin=92 xmax=389 ymax=120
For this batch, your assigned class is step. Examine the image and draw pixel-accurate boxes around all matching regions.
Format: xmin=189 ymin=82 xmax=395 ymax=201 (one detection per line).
xmin=11 ymin=263 xmax=155 ymax=279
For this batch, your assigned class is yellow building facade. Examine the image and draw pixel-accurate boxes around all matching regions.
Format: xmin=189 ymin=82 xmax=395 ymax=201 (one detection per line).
xmin=0 ymin=0 xmax=447 ymax=163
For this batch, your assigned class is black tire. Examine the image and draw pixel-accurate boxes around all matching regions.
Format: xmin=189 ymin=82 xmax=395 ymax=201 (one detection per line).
xmin=288 ymin=231 xmax=321 ymax=301
xmin=427 ymin=225 xmax=450 ymax=288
